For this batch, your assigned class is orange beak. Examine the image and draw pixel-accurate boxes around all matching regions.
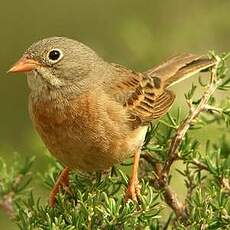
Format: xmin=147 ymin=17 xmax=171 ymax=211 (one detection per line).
xmin=8 ymin=56 xmax=41 ymax=73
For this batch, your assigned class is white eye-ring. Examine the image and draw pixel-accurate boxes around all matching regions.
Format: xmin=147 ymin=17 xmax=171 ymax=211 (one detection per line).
xmin=47 ymin=48 xmax=63 ymax=63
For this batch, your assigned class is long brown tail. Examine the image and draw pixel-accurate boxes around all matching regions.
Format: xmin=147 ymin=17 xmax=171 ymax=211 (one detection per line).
xmin=145 ymin=53 xmax=216 ymax=88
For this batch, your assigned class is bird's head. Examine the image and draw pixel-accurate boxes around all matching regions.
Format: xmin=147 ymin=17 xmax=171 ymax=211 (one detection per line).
xmin=8 ymin=37 xmax=103 ymax=90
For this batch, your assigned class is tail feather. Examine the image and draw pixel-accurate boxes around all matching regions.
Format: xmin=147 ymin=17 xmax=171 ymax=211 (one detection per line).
xmin=145 ymin=54 xmax=216 ymax=88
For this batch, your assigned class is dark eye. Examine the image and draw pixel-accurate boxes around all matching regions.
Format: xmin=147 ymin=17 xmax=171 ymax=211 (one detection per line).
xmin=48 ymin=49 xmax=63 ymax=62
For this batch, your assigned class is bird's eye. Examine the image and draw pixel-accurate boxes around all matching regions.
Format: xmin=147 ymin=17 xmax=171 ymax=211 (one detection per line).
xmin=47 ymin=49 xmax=63 ymax=62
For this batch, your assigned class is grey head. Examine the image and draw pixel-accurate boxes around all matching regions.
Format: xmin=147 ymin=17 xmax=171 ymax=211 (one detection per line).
xmin=9 ymin=37 xmax=106 ymax=91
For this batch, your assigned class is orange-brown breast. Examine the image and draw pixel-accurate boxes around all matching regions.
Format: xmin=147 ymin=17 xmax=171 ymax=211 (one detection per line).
xmin=29 ymin=89 xmax=143 ymax=172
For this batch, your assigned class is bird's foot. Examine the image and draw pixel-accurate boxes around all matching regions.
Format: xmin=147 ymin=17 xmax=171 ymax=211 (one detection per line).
xmin=49 ymin=167 xmax=70 ymax=207
xmin=125 ymin=178 xmax=141 ymax=202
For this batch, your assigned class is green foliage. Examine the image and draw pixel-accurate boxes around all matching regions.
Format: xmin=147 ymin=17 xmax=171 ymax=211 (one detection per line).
xmin=16 ymin=165 xmax=162 ymax=229
xmin=0 ymin=156 xmax=34 ymax=217
xmin=0 ymin=53 xmax=229 ymax=229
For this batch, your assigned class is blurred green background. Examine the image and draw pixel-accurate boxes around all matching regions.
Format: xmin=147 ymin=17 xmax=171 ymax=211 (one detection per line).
xmin=0 ymin=0 xmax=229 ymax=228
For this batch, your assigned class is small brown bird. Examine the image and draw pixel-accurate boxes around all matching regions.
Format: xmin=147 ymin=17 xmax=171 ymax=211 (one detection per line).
xmin=8 ymin=37 xmax=215 ymax=206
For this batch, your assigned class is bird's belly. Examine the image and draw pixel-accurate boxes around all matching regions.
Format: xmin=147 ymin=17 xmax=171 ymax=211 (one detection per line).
xmin=34 ymin=122 xmax=147 ymax=172
xmin=47 ymin=137 xmax=120 ymax=172
xmin=29 ymin=93 xmax=147 ymax=172
xmin=59 ymin=126 xmax=147 ymax=171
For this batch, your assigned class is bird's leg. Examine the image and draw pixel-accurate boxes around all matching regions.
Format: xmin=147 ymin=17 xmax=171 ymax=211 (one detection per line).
xmin=125 ymin=149 xmax=141 ymax=201
xmin=49 ymin=167 xmax=70 ymax=207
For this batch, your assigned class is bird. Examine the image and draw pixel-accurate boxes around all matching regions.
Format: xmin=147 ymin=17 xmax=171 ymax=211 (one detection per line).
xmin=8 ymin=37 xmax=216 ymax=207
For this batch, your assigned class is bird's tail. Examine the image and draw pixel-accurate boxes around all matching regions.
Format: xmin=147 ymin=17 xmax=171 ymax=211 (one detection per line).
xmin=145 ymin=53 xmax=216 ymax=88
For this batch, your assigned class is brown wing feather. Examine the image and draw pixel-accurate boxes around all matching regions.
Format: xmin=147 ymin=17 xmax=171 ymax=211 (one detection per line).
xmin=109 ymin=54 xmax=215 ymax=128
xmin=145 ymin=54 xmax=216 ymax=88
xmin=150 ymin=90 xmax=175 ymax=119
xmin=110 ymin=64 xmax=175 ymax=128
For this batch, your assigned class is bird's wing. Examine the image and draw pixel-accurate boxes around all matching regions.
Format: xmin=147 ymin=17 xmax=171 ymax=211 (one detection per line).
xmin=109 ymin=54 xmax=215 ymax=128
xmin=109 ymin=64 xmax=175 ymax=128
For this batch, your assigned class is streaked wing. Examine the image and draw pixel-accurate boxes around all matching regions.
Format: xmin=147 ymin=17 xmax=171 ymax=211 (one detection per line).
xmin=109 ymin=54 xmax=215 ymax=128
xmin=110 ymin=64 xmax=175 ymax=128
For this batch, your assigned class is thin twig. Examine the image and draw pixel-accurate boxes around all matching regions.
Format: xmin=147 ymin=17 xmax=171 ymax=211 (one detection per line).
xmin=190 ymin=159 xmax=209 ymax=171
xmin=162 ymin=57 xmax=220 ymax=177
xmin=149 ymin=56 xmax=221 ymax=223
xmin=150 ymin=163 xmax=188 ymax=220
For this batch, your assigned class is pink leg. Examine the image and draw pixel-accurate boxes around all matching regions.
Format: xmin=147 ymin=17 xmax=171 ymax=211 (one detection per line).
xmin=49 ymin=167 xmax=70 ymax=207
xmin=125 ymin=149 xmax=141 ymax=201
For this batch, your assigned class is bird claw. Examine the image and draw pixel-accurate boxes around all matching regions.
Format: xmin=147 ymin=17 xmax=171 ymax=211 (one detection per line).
xmin=125 ymin=179 xmax=141 ymax=202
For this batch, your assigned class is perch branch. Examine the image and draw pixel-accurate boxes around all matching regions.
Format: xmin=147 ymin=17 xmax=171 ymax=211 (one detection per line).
xmin=162 ymin=57 xmax=220 ymax=177
xmin=150 ymin=163 xmax=188 ymax=220
xmin=149 ymin=56 xmax=221 ymax=222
